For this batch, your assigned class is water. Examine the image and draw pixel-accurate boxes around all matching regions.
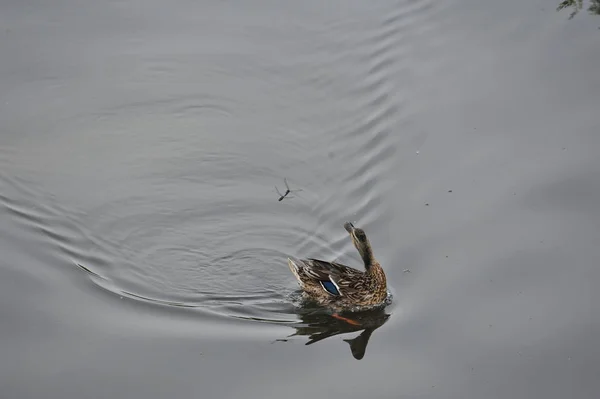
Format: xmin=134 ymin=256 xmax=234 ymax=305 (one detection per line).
xmin=1 ymin=1 xmax=599 ymax=398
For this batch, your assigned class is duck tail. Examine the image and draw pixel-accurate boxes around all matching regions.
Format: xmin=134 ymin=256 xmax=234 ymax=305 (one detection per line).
xmin=287 ymin=258 xmax=303 ymax=283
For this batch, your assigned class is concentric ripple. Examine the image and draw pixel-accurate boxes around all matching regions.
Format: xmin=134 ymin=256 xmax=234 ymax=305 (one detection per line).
xmin=0 ymin=0 xmax=435 ymax=331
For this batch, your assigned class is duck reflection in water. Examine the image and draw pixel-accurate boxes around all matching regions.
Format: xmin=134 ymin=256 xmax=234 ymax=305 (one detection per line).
xmin=283 ymin=303 xmax=391 ymax=360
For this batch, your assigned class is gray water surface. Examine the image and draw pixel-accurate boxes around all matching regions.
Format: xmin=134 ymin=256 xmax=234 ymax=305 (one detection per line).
xmin=1 ymin=1 xmax=599 ymax=398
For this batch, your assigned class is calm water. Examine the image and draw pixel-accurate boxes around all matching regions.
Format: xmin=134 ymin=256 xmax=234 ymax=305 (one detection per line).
xmin=1 ymin=1 xmax=599 ymax=398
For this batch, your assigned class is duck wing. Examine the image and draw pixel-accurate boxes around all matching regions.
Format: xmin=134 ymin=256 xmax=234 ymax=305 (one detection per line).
xmin=299 ymin=258 xmax=366 ymax=297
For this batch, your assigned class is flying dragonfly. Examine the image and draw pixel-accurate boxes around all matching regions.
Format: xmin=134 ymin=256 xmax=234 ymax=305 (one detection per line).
xmin=275 ymin=178 xmax=302 ymax=201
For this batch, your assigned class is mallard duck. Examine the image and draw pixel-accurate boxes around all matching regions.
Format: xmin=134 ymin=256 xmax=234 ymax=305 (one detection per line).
xmin=287 ymin=222 xmax=388 ymax=322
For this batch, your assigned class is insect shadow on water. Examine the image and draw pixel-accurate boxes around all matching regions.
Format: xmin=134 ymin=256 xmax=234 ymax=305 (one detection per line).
xmin=275 ymin=178 xmax=302 ymax=201
xmin=277 ymin=300 xmax=391 ymax=360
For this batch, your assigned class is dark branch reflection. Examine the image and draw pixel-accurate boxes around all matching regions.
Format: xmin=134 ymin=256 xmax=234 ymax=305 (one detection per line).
xmin=557 ymin=0 xmax=600 ymax=19
xmin=284 ymin=304 xmax=391 ymax=360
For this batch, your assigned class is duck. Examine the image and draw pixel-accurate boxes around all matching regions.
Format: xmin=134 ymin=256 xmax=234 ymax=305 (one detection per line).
xmin=287 ymin=222 xmax=388 ymax=323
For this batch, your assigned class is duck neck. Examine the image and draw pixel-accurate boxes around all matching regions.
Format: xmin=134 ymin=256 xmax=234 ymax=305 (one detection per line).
xmin=361 ymin=246 xmax=376 ymax=271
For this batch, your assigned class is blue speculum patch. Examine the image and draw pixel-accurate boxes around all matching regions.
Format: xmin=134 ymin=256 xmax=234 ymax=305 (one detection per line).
xmin=320 ymin=280 xmax=340 ymax=295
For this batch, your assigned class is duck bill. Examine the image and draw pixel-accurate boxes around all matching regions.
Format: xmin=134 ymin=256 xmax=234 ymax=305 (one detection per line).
xmin=344 ymin=222 xmax=355 ymax=234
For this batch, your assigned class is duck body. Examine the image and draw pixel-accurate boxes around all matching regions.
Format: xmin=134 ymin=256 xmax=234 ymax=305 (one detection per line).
xmin=287 ymin=222 xmax=388 ymax=311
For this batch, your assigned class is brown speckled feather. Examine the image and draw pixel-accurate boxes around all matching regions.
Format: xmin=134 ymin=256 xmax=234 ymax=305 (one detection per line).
xmin=288 ymin=257 xmax=387 ymax=310
xmin=287 ymin=222 xmax=388 ymax=311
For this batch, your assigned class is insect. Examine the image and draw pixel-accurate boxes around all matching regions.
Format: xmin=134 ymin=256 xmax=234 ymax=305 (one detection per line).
xmin=275 ymin=178 xmax=302 ymax=201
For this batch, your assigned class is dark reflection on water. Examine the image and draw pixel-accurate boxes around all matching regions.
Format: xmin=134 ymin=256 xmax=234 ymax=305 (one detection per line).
xmin=557 ymin=0 xmax=600 ymax=19
xmin=286 ymin=304 xmax=391 ymax=360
